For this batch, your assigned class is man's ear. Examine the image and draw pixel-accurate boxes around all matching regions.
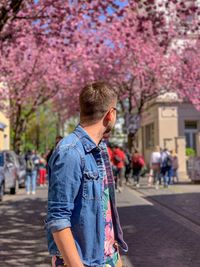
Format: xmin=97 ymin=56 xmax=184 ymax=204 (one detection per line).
xmin=105 ymin=111 xmax=112 ymax=121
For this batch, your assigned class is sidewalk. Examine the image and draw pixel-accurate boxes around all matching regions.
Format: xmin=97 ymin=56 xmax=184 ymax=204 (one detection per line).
xmin=127 ymin=176 xmax=200 ymax=227
xmin=116 ymin=186 xmax=200 ymax=267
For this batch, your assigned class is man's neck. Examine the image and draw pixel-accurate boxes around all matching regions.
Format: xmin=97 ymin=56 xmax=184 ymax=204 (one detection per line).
xmin=80 ymin=123 xmax=104 ymax=146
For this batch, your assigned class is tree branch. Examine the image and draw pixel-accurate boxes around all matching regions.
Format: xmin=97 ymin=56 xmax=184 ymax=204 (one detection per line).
xmin=0 ymin=0 xmax=24 ymax=33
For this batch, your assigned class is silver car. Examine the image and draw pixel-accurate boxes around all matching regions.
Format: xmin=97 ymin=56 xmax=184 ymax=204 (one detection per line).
xmin=0 ymin=151 xmax=19 ymax=196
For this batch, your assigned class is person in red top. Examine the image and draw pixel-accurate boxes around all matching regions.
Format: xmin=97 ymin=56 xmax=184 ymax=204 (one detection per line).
xmin=107 ymin=145 xmax=114 ymax=165
xmin=113 ymin=145 xmax=126 ymax=192
xmin=39 ymin=154 xmax=47 ymax=186
xmin=132 ymin=150 xmax=145 ymax=188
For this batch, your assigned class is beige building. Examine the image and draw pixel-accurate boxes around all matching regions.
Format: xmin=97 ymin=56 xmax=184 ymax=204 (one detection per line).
xmin=0 ymin=110 xmax=10 ymax=150
xmin=135 ymin=93 xmax=200 ymax=179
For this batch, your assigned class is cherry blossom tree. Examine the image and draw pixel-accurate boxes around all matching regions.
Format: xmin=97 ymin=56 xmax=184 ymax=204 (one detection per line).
xmin=0 ymin=1 xmax=127 ymax=46
xmin=1 ymin=35 xmax=62 ymax=152
xmin=52 ymin=1 xmax=200 ymax=150
xmin=1 ymin=0 xmax=200 ymax=152
xmin=170 ymin=40 xmax=200 ymax=110
xmin=53 ymin=7 xmax=169 ymax=132
xmin=0 ymin=1 xmax=128 ymax=152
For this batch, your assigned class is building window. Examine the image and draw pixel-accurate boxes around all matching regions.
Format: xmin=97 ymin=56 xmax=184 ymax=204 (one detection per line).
xmin=185 ymin=121 xmax=197 ymax=130
xmin=184 ymin=121 xmax=197 ymax=151
xmin=145 ymin=123 xmax=154 ymax=149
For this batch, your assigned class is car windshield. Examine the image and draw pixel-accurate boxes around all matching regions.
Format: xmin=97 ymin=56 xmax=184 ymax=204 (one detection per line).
xmin=0 ymin=153 xmax=4 ymax=167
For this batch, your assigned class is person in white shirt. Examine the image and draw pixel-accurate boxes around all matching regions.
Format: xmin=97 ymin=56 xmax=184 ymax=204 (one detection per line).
xmin=149 ymin=146 xmax=161 ymax=189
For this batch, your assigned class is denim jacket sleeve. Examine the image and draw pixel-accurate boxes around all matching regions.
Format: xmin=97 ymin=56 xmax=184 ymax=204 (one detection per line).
xmin=46 ymin=145 xmax=82 ymax=233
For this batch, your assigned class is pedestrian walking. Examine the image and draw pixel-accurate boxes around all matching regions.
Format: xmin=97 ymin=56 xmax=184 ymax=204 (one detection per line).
xmin=39 ymin=154 xmax=47 ymax=186
xmin=149 ymin=146 xmax=161 ymax=189
xmin=113 ymin=145 xmax=126 ymax=193
xmin=160 ymin=148 xmax=173 ymax=187
xmin=107 ymin=143 xmax=119 ymax=191
xmin=168 ymin=150 xmax=174 ymax=185
xmin=32 ymin=150 xmax=40 ymax=185
xmin=172 ymin=151 xmax=179 ymax=183
xmin=25 ymin=150 xmax=36 ymax=195
xmin=124 ymin=149 xmax=132 ymax=185
xmin=107 ymin=143 xmax=114 ymax=164
xmin=46 ymin=82 xmax=127 ymax=267
xmin=132 ymin=150 xmax=145 ymax=188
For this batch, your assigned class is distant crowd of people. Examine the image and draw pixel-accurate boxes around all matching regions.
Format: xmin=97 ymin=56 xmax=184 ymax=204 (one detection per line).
xmin=24 ymin=150 xmax=47 ymax=194
xmin=107 ymin=144 xmax=179 ymax=191
xmin=24 ymin=135 xmax=63 ymax=195
xmin=149 ymin=146 xmax=179 ymax=189
xmin=107 ymin=144 xmax=144 ymax=192
xmin=24 ymin=137 xmax=179 ymax=195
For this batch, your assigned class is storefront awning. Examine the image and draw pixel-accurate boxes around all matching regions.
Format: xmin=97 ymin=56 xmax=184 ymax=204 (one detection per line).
xmin=0 ymin=122 xmax=6 ymax=130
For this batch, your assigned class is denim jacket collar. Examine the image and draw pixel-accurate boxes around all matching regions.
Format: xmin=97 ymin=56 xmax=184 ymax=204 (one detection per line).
xmin=74 ymin=124 xmax=104 ymax=153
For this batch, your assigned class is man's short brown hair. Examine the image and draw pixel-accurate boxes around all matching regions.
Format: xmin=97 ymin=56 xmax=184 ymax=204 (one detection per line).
xmin=79 ymin=81 xmax=117 ymax=124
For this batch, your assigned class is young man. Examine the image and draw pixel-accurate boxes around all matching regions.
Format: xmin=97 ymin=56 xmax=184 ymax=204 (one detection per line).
xmin=46 ymin=82 xmax=128 ymax=267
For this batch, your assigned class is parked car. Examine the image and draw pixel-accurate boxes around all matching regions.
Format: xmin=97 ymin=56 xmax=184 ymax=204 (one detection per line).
xmin=0 ymin=150 xmax=19 ymax=197
xmin=6 ymin=151 xmax=26 ymax=189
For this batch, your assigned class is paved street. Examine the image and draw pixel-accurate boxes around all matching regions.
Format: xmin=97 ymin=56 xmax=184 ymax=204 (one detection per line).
xmin=0 ymin=188 xmax=50 ymax=267
xmin=0 ymin=182 xmax=200 ymax=267
xmin=119 ymin=182 xmax=200 ymax=267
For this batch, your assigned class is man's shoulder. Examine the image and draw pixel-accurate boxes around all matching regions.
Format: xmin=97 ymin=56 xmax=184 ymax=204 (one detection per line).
xmin=55 ymin=132 xmax=85 ymax=158
xmin=49 ymin=133 xmax=84 ymax=166
xmin=58 ymin=132 xmax=79 ymax=149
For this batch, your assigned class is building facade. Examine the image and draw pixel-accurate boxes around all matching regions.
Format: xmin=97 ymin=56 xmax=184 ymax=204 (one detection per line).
xmin=135 ymin=94 xmax=200 ymax=179
xmin=0 ymin=111 xmax=10 ymax=150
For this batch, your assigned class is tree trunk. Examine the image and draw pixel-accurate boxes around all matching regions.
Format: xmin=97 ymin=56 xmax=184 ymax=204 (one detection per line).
xmin=35 ymin=123 xmax=40 ymax=151
xmin=12 ymin=117 xmax=26 ymax=154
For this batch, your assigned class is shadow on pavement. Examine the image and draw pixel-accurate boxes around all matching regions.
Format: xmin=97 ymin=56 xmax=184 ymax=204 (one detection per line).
xmin=1 ymin=189 xmax=200 ymax=267
xmin=0 ymin=197 xmax=50 ymax=267
xmin=145 ymin=192 xmax=200 ymax=227
xmin=118 ymin=198 xmax=200 ymax=267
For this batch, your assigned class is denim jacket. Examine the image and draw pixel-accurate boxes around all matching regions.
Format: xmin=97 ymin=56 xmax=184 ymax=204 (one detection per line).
xmin=46 ymin=125 xmax=128 ymax=267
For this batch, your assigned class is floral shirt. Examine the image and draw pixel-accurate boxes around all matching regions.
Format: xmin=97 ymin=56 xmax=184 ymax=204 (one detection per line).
xmin=52 ymin=174 xmax=119 ymax=267
xmin=52 ymin=182 xmax=119 ymax=267
xmin=103 ymin=170 xmax=118 ymax=266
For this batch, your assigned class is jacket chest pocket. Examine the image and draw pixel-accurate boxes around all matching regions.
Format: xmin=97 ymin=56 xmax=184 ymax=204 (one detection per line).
xmin=82 ymin=171 xmax=101 ymax=200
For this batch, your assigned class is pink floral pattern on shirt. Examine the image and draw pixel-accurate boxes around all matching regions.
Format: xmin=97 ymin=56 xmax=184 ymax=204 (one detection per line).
xmin=103 ymin=174 xmax=116 ymax=260
xmin=52 ymin=256 xmax=65 ymax=267
xmin=51 ymin=169 xmax=117 ymax=266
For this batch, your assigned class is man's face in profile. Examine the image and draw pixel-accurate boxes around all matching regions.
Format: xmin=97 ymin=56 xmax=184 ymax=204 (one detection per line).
xmin=103 ymin=99 xmax=117 ymax=138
